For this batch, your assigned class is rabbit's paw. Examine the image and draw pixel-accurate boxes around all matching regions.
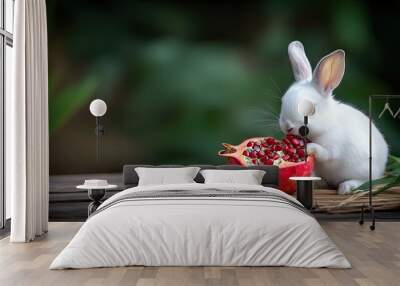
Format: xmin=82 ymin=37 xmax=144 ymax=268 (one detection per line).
xmin=338 ymin=180 xmax=364 ymax=195
xmin=306 ymin=143 xmax=330 ymax=161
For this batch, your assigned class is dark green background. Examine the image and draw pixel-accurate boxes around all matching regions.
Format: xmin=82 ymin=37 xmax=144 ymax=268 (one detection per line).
xmin=48 ymin=0 xmax=400 ymax=174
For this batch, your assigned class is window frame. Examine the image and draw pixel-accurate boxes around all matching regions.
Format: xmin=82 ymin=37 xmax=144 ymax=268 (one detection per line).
xmin=0 ymin=0 xmax=13 ymax=229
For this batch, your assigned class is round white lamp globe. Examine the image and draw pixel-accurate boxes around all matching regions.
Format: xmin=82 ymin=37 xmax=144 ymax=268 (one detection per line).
xmin=298 ymin=99 xmax=315 ymax=116
xmin=89 ymin=99 xmax=107 ymax=117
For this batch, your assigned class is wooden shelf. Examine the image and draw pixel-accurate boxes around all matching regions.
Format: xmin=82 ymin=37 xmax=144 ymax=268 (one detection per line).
xmin=313 ymin=187 xmax=400 ymax=213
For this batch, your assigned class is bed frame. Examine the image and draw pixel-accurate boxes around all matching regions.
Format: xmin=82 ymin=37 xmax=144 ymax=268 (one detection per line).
xmin=123 ymin=164 xmax=279 ymax=188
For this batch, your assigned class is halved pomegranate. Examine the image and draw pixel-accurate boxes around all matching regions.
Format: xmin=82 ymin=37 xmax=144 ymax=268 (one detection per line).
xmin=218 ymin=135 xmax=314 ymax=194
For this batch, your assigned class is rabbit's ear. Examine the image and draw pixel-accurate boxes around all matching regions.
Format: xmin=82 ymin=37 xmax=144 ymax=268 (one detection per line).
xmin=288 ymin=41 xmax=312 ymax=81
xmin=313 ymin=50 xmax=345 ymax=96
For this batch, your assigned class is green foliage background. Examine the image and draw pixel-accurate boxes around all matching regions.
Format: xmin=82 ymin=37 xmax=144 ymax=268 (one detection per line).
xmin=47 ymin=0 xmax=400 ymax=174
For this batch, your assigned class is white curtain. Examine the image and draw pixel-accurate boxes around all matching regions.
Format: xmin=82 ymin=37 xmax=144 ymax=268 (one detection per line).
xmin=7 ymin=0 xmax=49 ymax=242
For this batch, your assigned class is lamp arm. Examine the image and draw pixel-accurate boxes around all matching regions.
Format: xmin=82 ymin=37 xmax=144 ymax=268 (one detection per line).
xmin=299 ymin=116 xmax=309 ymax=161
xmin=95 ymin=117 xmax=105 ymax=136
xmin=95 ymin=117 xmax=104 ymax=163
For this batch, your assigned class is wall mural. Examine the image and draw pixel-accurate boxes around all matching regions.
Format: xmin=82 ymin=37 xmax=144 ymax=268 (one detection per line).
xmin=48 ymin=0 xmax=400 ymax=195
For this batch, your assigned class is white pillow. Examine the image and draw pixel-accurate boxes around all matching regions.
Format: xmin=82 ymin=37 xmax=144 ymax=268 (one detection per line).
xmin=200 ymin=169 xmax=266 ymax=185
xmin=135 ymin=167 xmax=201 ymax=186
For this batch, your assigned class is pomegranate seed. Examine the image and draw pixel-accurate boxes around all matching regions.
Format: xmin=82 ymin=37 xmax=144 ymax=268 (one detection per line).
xmin=266 ymin=151 xmax=274 ymax=158
xmin=242 ymin=150 xmax=250 ymax=157
xmin=265 ymin=159 xmax=274 ymax=165
xmin=282 ymin=154 xmax=290 ymax=161
xmin=289 ymin=148 xmax=296 ymax=154
xmin=291 ymin=138 xmax=300 ymax=146
xmin=273 ymin=154 xmax=280 ymax=160
xmin=247 ymin=141 xmax=254 ymax=147
xmin=274 ymin=145 xmax=282 ymax=151
xmin=252 ymin=159 xmax=258 ymax=165
xmin=266 ymin=138 xmax=275 ymax=145
xmin=258 ymin=151 xmax=265 ymax=158
xmin=250 ymin=151 xmax=258 ymax=158
xmin=297 ymin=149 xmax=305 ymax=158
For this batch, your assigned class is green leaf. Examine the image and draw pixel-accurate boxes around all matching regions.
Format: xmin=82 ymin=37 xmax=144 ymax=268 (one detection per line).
xmin=374 ymin=175 xmax=400 ymax=195
xmin=352 ymin=176 xmax=397 ymax=193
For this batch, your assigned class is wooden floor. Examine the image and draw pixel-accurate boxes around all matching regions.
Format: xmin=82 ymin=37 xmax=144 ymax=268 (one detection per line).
xmin=0 ymin=222 xmax=399 ymax=286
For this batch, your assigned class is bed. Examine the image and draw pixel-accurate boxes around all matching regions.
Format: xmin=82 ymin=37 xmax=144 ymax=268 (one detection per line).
xmin=50 ymin=165 xmax=350 ymax=269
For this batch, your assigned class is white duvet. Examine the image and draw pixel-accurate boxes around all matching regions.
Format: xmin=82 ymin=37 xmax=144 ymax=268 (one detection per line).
xmin=50 ymin=183 xmax=351 ymax=269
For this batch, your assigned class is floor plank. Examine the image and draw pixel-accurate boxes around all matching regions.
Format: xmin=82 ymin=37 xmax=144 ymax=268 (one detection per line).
xmin=0 ymin=222 xmax=399 ymax=286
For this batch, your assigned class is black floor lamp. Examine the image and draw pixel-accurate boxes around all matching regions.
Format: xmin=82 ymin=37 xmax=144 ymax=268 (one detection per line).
xmin=89 ymin=99 xmax=107 ymax=163
xmin=359 ymin=95 xmax=400 ymax=231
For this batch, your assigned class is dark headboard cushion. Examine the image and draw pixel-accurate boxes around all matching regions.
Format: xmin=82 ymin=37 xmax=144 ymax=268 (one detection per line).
xmin=122 ymin=164 xmax=279 ymax=188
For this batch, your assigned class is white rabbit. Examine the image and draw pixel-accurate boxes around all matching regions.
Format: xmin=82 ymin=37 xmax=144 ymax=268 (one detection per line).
xmin=279 ymin=41 xmax=388 ymax=194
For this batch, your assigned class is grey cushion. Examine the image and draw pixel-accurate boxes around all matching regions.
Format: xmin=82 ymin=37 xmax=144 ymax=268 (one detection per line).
xmin=123 ymin=164 xmax=279 ymax=188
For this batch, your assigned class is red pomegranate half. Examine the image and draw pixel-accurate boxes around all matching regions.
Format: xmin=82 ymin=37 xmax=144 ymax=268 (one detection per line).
xmin=218 ymin=135 xmax=314 ymax=194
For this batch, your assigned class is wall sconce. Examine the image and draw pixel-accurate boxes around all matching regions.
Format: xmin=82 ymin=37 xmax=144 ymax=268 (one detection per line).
xmin=89 ymin=99 xmax=107 ymax=162
xmin=297 ymin=99 xmax=315 ymax=160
